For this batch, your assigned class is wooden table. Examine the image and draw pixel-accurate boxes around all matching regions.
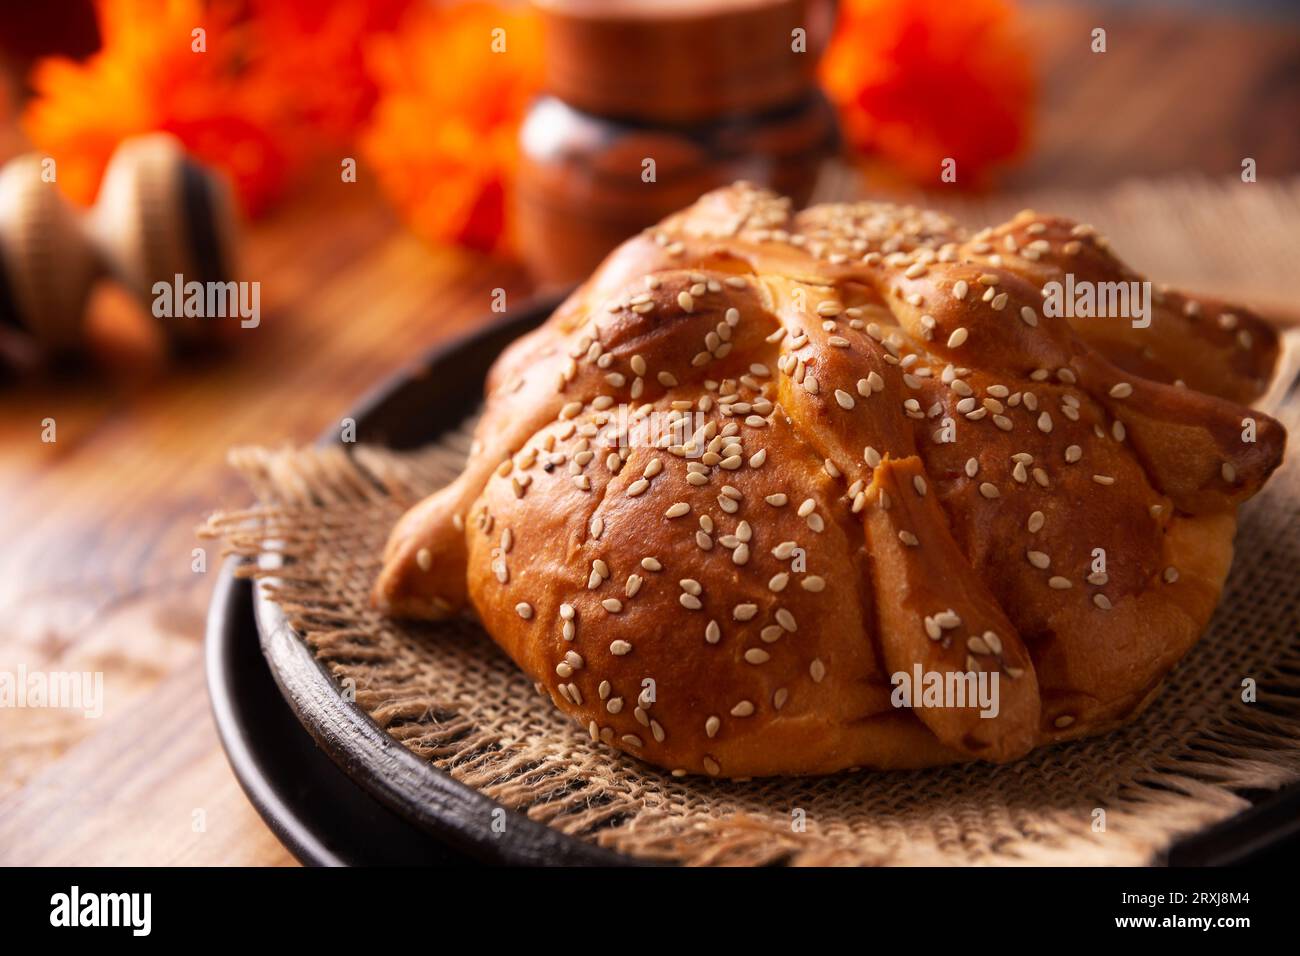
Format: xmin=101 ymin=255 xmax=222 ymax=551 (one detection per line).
xmin=1 ymin=3 xmax=1297 ymax=865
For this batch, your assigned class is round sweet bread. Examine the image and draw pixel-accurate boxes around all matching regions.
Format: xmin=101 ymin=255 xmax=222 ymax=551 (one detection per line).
xmin=374 ymin=184 xmax=1286 ymax=778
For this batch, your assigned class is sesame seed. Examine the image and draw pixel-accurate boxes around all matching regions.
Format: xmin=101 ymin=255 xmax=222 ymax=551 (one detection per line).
xmin=1109 ymin=382 xmax=1133 ymax=399
xmin=1092 ymin=594 xmax=1112 ymax=610
xmin=947 ymin=327 xmax=969 ymax=348
xmin=416 ymin=548 xmax=432 ymax=572
xmin=913 ymin=475 xmax=927 ymax=496
xmin=1027 ymin=511 xmax=1045 ymax=533
xmin=602 ymin=598 xmax=623 ymax=612
xmin=734 ymin=603 xmax=759 ymax=621
xmin=1037 ymin=412 xmax=1053 ymax=433
xmin=899 ymin=530 xmax=920 ymax=547
xmin=677 ymin=291 xmax=695 ymax=312
xmin=809 ymin=659 xmax=826 ymax=683
xmin=731 ymin=701 xmax=755 ymax=717
xmin=515 ymin=602 xmax=533 ymax=620
xmin=1092 ymin=474 xmax=1115 ymax=486
xmin=744 ymin=649 xmax=771 ymax=665
xmin=1221 ymin=462 xmax=1237 ymax=483
xmin=953 ymin=280 xmax=969 ymax=300
xmin=1027 ymin=550 xmax=1050 ymax=569
xmin=703 ymin=757 xmax=721 ymax=775
xmin=1065 ymin=445 xmax=1082 ymax=463
xmin=1163 ymin=566 xmax=1179 ymax=584
xmin=1054 ymin=715 xmax=1075 ymax=729
xmin=665 ymin=502 xmax=690 ymax=518
xmin=979 ymin=482 xmax=999 ymax=499
xmin=610 ymin=640 xmax=632 ymax=656
xmin=705 ymin=716 xmax=721 ymax=738
xmin=864 ymin=446 xmax=882 ymax=468
xmin=1048 ymin=576 xmax=1072 ymax=590
xmin=834 ymin=389 xmax=856 ymax=410
xmin=769 ymin=573 xmax=790 ymax=592
xmin=801 ymin=576 xmax=826 ymax=592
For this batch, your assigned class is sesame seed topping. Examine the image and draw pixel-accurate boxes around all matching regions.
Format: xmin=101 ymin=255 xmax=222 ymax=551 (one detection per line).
xmin=1048 ymin=576 xmax=1072 ymax=590
xmin=947 ymin=327 xmax=969 ymax=348
xmin=515 ymin=602 xmax=533 ymax=620
xmin=1109 ymin=382 xmax=1133 ymax=399
xmin=731 ymin=701 xmax=755 ymax=717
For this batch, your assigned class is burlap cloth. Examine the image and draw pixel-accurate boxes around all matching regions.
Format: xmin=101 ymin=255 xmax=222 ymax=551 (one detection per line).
xmin=207 ymin=177 xmax=1300 ymax=866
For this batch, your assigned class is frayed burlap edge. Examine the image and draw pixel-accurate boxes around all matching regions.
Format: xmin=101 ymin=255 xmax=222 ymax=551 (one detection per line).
xmin=204 ymin=388 xmax=1300 ymax=866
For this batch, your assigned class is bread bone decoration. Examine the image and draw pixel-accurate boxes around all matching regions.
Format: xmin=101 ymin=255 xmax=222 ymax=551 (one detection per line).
xmin=375 ymin=183 xmax=1286 ymax=778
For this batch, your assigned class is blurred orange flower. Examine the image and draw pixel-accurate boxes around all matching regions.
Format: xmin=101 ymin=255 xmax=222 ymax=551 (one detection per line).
xmin=247 ymin=0 xmax=413 ymax=145
xmin=821 ymin=0 xmax=1035 ymax=187
xmin=360 ymin=2 xmax=543 ymax=255
xmin=23 ymin=0 xmax=304 ymax=216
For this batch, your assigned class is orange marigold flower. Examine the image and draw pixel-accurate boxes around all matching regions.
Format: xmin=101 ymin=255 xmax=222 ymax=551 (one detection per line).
xmin=247 ymin=0 xmax=414 ymax=145
xmin=360 ymin=1 xmax=543 ymax=255
xmin=23 ymin=0 xmax=306 ymax=216
xmin=820 ymin=0 xmax=1035 ymax=188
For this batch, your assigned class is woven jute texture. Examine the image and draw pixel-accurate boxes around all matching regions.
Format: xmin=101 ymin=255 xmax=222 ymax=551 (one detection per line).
xmin=208 ymin=178 xmax=1300 ymax=866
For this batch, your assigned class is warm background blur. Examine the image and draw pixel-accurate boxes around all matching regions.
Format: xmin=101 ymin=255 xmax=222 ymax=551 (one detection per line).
xmin=0 ymin=0 xmax=1297 ymax=864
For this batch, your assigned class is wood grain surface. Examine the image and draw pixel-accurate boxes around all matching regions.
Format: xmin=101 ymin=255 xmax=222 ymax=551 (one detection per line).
xmin=0 ymin=3 xmax=1297 ymax=865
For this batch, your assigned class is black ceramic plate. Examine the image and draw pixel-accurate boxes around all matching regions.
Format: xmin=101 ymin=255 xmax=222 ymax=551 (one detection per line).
xmin=208 ymin=295 xmax=1300 ymax=867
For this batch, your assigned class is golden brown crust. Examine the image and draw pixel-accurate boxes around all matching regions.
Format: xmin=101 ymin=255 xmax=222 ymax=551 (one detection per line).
xmin=374 ymin=184 xmax=1286 ymax=778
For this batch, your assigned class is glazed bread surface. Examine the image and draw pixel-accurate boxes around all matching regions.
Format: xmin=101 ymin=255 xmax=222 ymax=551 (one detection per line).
xmin=375 ymin=184 xmax=1286 ymax=778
